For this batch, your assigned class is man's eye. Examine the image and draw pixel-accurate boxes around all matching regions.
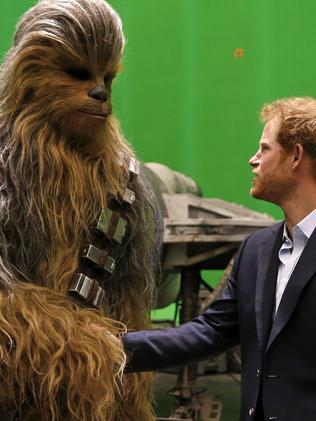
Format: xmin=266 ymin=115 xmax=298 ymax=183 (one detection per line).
xmin=67 ymin=67 xmax=91 ymax=80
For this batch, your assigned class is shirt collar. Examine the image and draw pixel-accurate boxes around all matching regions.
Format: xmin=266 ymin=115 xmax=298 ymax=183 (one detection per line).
xmin=296 ymin=208 xmax=316 ymax=239
xmin=282 ymin=224 xmax=293 ymax=246
xmin=283 ymin=208 xmax=316 ymax=242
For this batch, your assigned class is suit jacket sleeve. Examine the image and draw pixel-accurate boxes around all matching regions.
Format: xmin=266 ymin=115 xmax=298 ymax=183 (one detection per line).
xmin=123 ymin=238 xmax=249 ymax=372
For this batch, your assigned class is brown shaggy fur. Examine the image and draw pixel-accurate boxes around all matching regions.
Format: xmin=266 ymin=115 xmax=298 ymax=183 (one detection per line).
xmin=0 ymin=0 xmax=156 ymax=419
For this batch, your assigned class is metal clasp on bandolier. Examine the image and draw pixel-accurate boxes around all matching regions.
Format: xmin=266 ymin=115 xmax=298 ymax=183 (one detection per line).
xmin=120 ymin=158 xmax=139 ymax=204
xmin=69 ymin=273 xmax=105 ymax=309
xmin=128 ymin=157 xmax=140 ymax=180
xmin=82 ymin=244 xmax=116 ymax=273
xmin=115 ymin=157 xmax=139 ymax=205
xmin=97 ymin=208 xmax=127 ymax=244
xmin=122 ymin=188 xmax=136 ymax=204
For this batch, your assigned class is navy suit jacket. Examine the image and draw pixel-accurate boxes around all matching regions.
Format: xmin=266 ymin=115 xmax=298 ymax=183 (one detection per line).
xmin=123 ymin=222 xmax=316 ymax=421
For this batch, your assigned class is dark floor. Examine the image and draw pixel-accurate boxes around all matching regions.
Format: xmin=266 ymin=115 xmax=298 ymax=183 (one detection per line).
xmin=154 ymin=372 xmax=240 ymax=421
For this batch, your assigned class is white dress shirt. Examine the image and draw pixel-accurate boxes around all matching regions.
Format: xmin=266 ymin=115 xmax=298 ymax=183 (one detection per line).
xmin=275 ymin=209 xmax=316 ymax=315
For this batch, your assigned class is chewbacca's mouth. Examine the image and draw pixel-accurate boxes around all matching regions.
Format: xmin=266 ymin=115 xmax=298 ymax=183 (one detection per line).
xmin=78 ymin=108 xmax=111 ymax=119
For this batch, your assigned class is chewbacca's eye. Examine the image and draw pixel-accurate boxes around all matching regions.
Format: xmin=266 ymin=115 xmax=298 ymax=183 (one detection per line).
xmin=67 ymin=67 xmax=91 ymax=80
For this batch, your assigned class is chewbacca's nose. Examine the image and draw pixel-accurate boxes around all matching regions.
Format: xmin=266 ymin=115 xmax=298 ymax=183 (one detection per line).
xmin=88 ymin=86 xmax=108 ymax=103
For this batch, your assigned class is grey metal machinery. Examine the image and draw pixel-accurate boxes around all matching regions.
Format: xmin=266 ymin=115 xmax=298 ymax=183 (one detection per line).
xmin=144 ymin=163 xmax=275 ymax=421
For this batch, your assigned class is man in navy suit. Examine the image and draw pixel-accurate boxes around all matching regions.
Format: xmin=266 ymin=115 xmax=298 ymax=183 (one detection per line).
xmin=123 ymin=97 xmax=316 ymax=421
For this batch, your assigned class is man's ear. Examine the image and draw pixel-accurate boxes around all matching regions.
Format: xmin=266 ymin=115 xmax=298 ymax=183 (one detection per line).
xmin=292 ymin=143 xmax=304 ymax=168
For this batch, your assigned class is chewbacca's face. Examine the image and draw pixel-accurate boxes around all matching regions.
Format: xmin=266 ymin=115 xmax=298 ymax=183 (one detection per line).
xmin=8 ymin=0 xmax=124 ymax=152
xmin=66 ymin=62 xmax=116 ymax=121
xmin=54 ymin=56 xmax=120 ymax=142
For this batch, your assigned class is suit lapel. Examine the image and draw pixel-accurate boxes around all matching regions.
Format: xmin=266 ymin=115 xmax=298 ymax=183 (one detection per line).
xmin=266 ymin=227 xmax=316 ymax=350
xmin=255 ymin=223 xmax=283 ymax=349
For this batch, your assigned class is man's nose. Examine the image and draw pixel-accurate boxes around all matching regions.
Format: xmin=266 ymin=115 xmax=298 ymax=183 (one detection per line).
xmin=249 ymin=152 xmax=259 ymax=167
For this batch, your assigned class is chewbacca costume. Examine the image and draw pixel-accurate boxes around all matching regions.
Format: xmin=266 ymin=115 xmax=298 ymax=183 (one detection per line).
xmin=0 ymin=0 xmax=157 ymax=420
